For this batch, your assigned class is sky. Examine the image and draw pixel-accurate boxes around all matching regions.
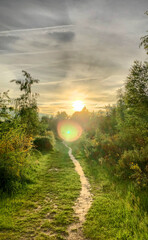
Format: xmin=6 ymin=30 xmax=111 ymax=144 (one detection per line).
xmin=0 ymin=0 xmax=147 ymax=115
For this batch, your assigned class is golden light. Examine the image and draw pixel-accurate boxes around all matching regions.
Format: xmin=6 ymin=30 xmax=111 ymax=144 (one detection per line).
xmin=72 ymin=100 xmax=85 ymax=111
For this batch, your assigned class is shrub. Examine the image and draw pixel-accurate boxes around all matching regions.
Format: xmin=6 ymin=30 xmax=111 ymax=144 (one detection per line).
xmin=45 ymin=131 xmax=56 ymax=147
xmin=117 ymin=147 xmax=148 ymax=187
xmin=33 ymin=132 xmax=55 ymax=152
xmin=82 ymin=130 xmax=121 ymax=166
xmin=0 ymin=126 xmax=32 ymax=192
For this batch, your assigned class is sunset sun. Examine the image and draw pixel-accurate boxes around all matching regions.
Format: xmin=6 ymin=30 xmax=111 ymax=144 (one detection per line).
xmin=73 ymin=100 xmax=85 ymax=111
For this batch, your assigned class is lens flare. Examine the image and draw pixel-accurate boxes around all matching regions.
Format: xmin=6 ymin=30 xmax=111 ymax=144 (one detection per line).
xmin=57 ymin=120 xmax=83 ymax=142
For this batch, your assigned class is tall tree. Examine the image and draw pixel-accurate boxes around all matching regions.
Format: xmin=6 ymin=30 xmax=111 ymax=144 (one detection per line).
xmin=11 ymin=71 xmax=40 ymax=136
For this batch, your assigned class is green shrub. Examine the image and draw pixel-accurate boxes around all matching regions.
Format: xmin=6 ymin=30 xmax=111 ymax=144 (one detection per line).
xmin=46 ymin=131 xmax=55 ymax=147
xmin=33 ymin=132 xmax=55 ymax=152
xmin=117 ymin=147 xmax=148 ymax=187
xmin=0 ymin=126 xmax=33 ymax=192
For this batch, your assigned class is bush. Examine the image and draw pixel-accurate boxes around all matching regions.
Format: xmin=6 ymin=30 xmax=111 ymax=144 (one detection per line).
xmin=0 ymin=126 xmax=32 ymax=192
xmin=33 ymin=132 xmax=55 ymax=152
xmin=117 ymin=147 xmax=148 ymax=187
xmin=45 ymin=131 xmax=56 ymax=147
xmin=82 ymin=130 xmax=121 ymax=166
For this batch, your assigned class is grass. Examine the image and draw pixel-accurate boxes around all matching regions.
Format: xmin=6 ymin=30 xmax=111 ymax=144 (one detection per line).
xmin=71 ymin=143 xmax=148 ymax=240
xmin=0 ymin=142 xmax=81 ymax=240
xmin=1 ymin=140 xmax=147 ymax=240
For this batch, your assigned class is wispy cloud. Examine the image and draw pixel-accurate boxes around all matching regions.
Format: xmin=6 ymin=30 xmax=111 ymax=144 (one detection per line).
xmin=0 ymin=24 xmax=75 ymax=36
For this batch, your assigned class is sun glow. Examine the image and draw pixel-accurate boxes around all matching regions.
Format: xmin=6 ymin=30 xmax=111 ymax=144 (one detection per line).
xmin=57 ymin=120 xmax=83 ymax=142
xmin=73 ymin=100 xmax=85 ymax=111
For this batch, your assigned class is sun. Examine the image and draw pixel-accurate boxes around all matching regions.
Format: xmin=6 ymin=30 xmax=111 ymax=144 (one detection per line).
xmin=73 ymin=100 xmax=85 ymax=111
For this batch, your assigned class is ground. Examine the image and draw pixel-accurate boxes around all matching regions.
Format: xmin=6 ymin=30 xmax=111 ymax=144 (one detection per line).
xmin=0 ymin=143 xmax=81 ymax=240
xmin=0 ymin=142 xmax=147 ymax=240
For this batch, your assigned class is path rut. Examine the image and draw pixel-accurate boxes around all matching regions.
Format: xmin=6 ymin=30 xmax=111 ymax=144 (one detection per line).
xmin=64 ymin=143 xmax=93 ymax=240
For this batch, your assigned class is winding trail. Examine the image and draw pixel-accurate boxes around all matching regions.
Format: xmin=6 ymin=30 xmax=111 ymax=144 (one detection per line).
xmin=64 ymin=143 xmax=93 ymax=240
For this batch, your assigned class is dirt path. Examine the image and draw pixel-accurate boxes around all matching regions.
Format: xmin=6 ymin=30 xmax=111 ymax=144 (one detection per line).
xmin=64 ymin=143 xmax=93 ymax=240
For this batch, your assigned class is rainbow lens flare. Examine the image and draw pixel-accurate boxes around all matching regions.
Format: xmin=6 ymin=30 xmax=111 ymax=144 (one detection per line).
xmin=57 ymin=120 xmax=83 ymax=142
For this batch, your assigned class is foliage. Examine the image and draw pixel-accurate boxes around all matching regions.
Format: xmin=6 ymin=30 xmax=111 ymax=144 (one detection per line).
xmin=125 ymin=60 xmax=148 ymax=108
xmin=56 ymin=111 xmax=68 ymax=121
xmin=117 ymin=147 xmax=148 ymax=187
xmin=11 ymin=70 xmax=40 ymax=136
xmin=75 ymin=58 xmax=148 ymax=188
xmin=0 ymin=70 xmax=40 ymax=192
xmin=11 ymin=70 xmax=39 ymax=99
xmin=19 ymin=107 xmax=39 ymax=136
xmin=0 ymin=124 xmax=32 ymax=192
xmin=40 ymin=115 xmax=55 ymax=136
xmin=33 ymin=132 xmax=55 ymax=152
xmin=39 ymin=113 xmax=69 ymax=138
xmin=140 ymin=11 xmax=148 ymax=54
xmin=71 ymin=107 xmax=90 ymax=130
xmin=46 ymin=130 xmax=56 ymax=147
xmin=0 ymin=91 xmax=13 ymax=122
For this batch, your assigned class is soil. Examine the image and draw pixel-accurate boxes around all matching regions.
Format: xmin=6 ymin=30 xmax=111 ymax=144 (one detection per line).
xmin=64 ymin=143 xmax=93 ymax=240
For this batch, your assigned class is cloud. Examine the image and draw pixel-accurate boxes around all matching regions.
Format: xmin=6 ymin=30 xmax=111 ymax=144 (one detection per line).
xmin=50 ymin=31 xmax=75 ymax=43
xmin=0 ymin=0 xmax=72 ymax=31
xmin=0 ymin=0 xmax=147 ymax=114
xmin=0 ymin=36 xmax=19 ymax=51
xmin=0 ymin=25 xmax=75 ymax=36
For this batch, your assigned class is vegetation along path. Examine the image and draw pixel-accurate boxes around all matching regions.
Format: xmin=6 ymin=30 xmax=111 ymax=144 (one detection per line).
xmin=64 ymin=143 xmax=93 ymax=240
xmin=0 ymin=142 xmax=83 ymax=240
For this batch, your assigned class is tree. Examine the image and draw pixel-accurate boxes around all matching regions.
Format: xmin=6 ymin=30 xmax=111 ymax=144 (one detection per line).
xmin=124 ymin=61 xmax=148 ymax=109
xmin=71 ymin=107 xmax=90 ymax=129
xmin=11 ymin=70 xmax=39 ymax=110
xmin=140 ymin=11 xmax=148 ymax=55
xmin=56 ymin=111 xmax=68 ymax=121
xmin=11 ymin=71 xmax=40 ymax=136
xmin=0 ymin=91 xmax=13 ymax=121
